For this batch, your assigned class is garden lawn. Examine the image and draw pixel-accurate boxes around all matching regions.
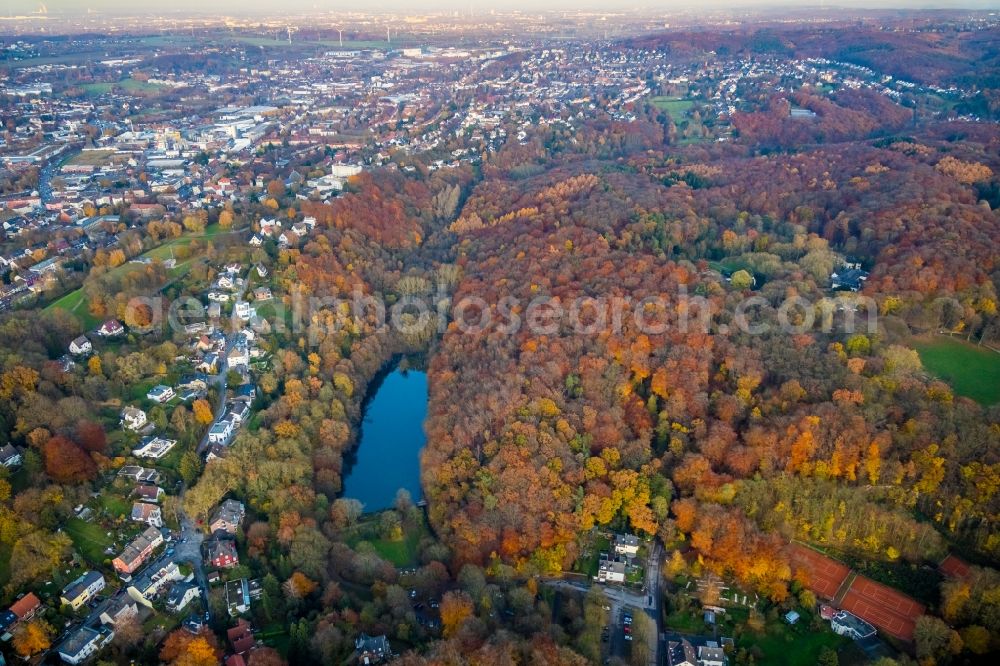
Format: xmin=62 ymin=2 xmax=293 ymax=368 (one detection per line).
xmin=46 ymin=287 xmax=100 ymax=330
xmin=65 ymin=517 xmax=114 ymax=565
xmin=914 ymin=336 xmax=1000 ymax=405
xmin=738 ymin=618 xmax=849 ymax=666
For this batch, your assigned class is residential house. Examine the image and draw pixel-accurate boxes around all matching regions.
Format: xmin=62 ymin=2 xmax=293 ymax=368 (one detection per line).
xmin=117 ymin=466 xmax=161 ymax=485
xmin=60 ymin=571 xmax=106 ymax=611
xmin=277 ymin=230 xmax=299 ymax=247
xmin=254 ymin=263 xmax=268 ymax=278
xmin=226 ymin=398 xmax=251 ymax=424
xmin=57 ymin=625 xmax=114 ymax=665
xmin=248 ymin=234 xmax=263 ymax=247
xmin=113 ymin=526 xmax=164 ymax=575
xmin=235 ymin=384 xmax=257 ymax=401
xmin=146 ymin=385 xmax=175 ymax=403
xmin=209 ymin=499 xmax=246 ymax=535
xmin=830 ymin=268 xmax=869 ymax=292
xmin=0 ymin=609 xmax=19 ymax=639
xmin=666 ymin=639 xmax=697 ymax=666
xmin=227 ymin=344 xmax=249 ymax=368
xmin=207 ymin=302 xmax=222 ymax=319
xmin=597 ymin=560 xmax=626 ymax=584
xmin=205 ymin=443 xmax=229 ymax=461
xmin=234 ymin=300 xmax=253 ymax=321
xmin=130 ymin=502 xmax=163 ymax=528
xmin=97 ymin=319 xmax=125 ymax=337
xmin=831 ymin=611 xmax=876 ymax=640
xmin=98 ymin=594 xmax=138 ymax=627
xmin=205 ymin=538 xmax=239 ymax=569
xmin=134 ymin=484 xmax=164 ymax=503
xmin=225 ymin=578 xmax=261 ymax=616
xmin=131 ymin=435 xmax=177 ymax=459
xmin=166 ymin=581 xmax=201 ymax=613
xmin=127 ymin=556 xmax=183 ymax=607
xmin=613 ymin=534 xmax=640 ymax=557
xmin=0 ymin=444 xmax=22 ymax=468
xmin=698 ymin=644 xmax=726 ymax=666
xmin=9 ymin=592 xmax=42 ymax=623
xmin=227 ymin=618 xmax=255 ymax=655
xmin=68 ymin=335 xmax=92 ymax=356
xmin=197 ymin=352 xmax=219 ymax=374
xmin=355 ymin=633 xmax=391 ymax=665
xmin=207 ymin=418 xmax=236 ymax=446
xmin=120 ymin=407 xmax=147 ymax=432
xmin=259 ymin=218 xmax=281 ymax=235
xmin=177 ymin=374 xmax=209 ymax=392
xmin=253 ymin=286 xmax=272 ymax=301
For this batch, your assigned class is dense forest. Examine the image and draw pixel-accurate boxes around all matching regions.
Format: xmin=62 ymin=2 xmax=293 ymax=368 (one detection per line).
xmin=0 ymin=22 xmax=999 ymax=666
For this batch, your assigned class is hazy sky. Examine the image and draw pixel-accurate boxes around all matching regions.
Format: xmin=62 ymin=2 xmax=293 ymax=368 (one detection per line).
xmin=5 ymin=0 xmax=1000 ymax=14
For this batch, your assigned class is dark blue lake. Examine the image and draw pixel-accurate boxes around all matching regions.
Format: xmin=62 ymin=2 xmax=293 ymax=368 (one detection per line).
xmin=341 ymin=367 xmax=428 ymax=512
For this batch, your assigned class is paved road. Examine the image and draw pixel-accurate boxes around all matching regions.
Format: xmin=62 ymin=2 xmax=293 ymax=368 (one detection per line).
xmin=196 ymin=274 xmax=249 ymax=455
xmin=175 ymin=502 xmax=211 ymax=620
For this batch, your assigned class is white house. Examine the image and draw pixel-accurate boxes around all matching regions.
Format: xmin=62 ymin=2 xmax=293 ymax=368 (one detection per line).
xmin=614 ymin=534 xmax=640 ymax=557
xmin=259 ymin=218 xmax=281 ymax=235
xmin=597 ymin=560 xmax=625 ymax=583
xmin=208 ymin=418 xmax=236 ymax=446
xmin=234 ymin=301 xmax=253 ymax=321
xmin=166 ymin=581 xmax=200 ymax=613
xmin=831 ymin=611 xmax=876 ymax=640
xmin=130 ymin=502 xmax=163 ymax=528
xmin=120 ymin=407 xmax=147 ymax=432
xmin=58 ymin=626 xmax=114 ymax=665
xmin=0 ymin=444 xmax=22 ymax=468
xmin=698 ymin=644 xmax=726 ymax=666
xmin=131 ymin=435 xmax=176 ymax=459
xmin=127 ymin=557 xmax=183 ymax=607
xmin=225 ymin=398 xmax=251 ymax=424
xmin=227 ymin=345 xmax=249 ymax=368
xmin=68 ymin=335 xmax=92 ymax=356
xmin=146 ymin=385 xmax=175 ymax=403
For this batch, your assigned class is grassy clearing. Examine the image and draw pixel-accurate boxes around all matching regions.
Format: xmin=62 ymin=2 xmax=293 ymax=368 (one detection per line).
xmin=82 ymin=78 xmax=166 ymax=96
xmin=65 ymin=517 xmax=114 ymax=565
xmin=346 ymin=512 xmax=429 ymax=567
xmin=46 ymin=287 xmax=100 ymax=330
xmin=914 ymin=336 xmax=1000 ymax=405
xmin=650 ymin=96 xmax=695 ymax=115
xmin=66 ymin=149 xmax=115 ymax=166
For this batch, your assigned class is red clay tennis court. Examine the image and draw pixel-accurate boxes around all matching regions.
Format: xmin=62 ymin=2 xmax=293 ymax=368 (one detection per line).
xmin=841 ymin=575 xmax=924 ymax=641
xmin=788 ymin=543 xmax=851 ymax=600
xmin=939 ymin=554 xmax=971 ymax=580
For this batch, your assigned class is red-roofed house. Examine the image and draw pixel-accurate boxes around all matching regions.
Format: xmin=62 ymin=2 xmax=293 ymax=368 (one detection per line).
xmin=10 ymin=593 xmax=41 ymax=621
